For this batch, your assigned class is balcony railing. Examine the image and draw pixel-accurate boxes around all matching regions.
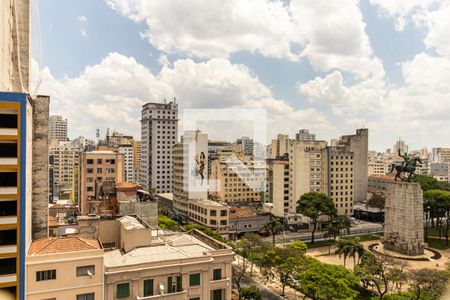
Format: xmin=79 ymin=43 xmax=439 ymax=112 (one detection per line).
xmin=210 ymin=278 xmax=231 ymax=290
xmin=136 ymin=290 xmax=186 ymax=300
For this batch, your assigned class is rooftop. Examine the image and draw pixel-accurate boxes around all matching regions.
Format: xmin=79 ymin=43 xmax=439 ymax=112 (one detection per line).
xmin=29 ymin=236 xmax=101 ymax=255
xmin=192 ymin=198 xmax=226 ymax=207
xmin=229 ymin=206 xmax=257 ymax=219
xmin=118 ymin=216 xmax=146 ymax=230
xmin=115 ymin=182 xmax=137 ymax=189
xmin=104 ymin=232 xmax=216 ymax=268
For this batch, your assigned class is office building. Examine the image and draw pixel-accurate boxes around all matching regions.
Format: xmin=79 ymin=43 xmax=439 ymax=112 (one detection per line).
xmin=236 ymin=136 xmax=254 ymax=156
xmin=392 ymin=139 xmax=408 ymax=155
xmin=173 ymin=130 xmax=208 ymax=217
xmin=49 ymin=115 xmax=68 ymax=142
xmin=268 ymin=134 xmax=289 ymax=159
xmin=295 ymin=129 xmax=316 ymax=141
xmin=132 ymin=140 xmax=141 ymax=183
xmin=79 ymin=151 xmax=124 ymax=215
xmin=140 ymin=100 xmax=178 ymax=193
xmin=208 ymin=141 xmax=233 ymax=175
xmin=432 ymin=147 xmax=450 ymax=163
xmin=368 ymin=160 xmax=389 ymax=176
xmin=49 ymin=140 xmax=80 ymax=203
xmin=0 ymin=92 xmax=49 ymax=300
xmin=103 ymin=216 xmax=233 ymax=300
xmin=26 ymin=236 xmax=104 ymax=300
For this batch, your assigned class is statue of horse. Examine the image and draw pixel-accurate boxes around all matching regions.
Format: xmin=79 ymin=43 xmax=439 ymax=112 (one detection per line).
xmin=388 ymin=157 xmax=423 ymax=181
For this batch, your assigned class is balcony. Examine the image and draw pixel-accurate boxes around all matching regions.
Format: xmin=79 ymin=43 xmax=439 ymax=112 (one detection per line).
xmin=136 ymin=290 xmax=186 ymax=300
xmin=210 ymin=278 xmax=231 ymax=290
xmin=0 ymin=257 xmax=17 ymax=284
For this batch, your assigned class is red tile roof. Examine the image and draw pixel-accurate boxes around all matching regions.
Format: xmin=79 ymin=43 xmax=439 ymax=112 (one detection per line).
xmin=29 ymin=236 xmax=101 ymax=255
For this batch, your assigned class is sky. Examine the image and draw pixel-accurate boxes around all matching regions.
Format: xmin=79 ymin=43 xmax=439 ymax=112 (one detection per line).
xmin=30 ymin=0 xmax=450 ymax=151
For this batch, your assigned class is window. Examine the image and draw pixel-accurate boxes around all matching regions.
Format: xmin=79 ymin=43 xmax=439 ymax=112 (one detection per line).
xmin=213 ymin=269 xmax=222 ymax=281
xmin=97 ymin=159 xmax=102 ymax=164
xmin=87 ymin=177 xmax=93 ymax=182
xmin=220 ymin=210 xmax=227 ymax=216
xmin=97 ymin=168 xmax=102 ymax=173
xmin=189 ymin=273 xmax=201 ymax=286
xmin=36 ymin=269 xmax=56 ymax=281
xmin=213 ymin=289 xmax=222 ymax=300
xmin=116 ymin=283 xmax=130 ymax=298
xmin=77 ymin=265 xmax=95 ymax=276
xmin=87 ymin=168 xmax=93 ymax=173
xmin=190 ymin=298 xmax=200 ymax=300
xmin=77 ymin=293 xmax=95 ymax=300
xmin=144 ymin=279 xmax=154 ymax=297
xmin=210 ymin=210 xmax=217 ymax=216
xmin=87 ymin=159 xmax=94 ymax=164
xmin=167 ymin=275 xmax=182 ymax=293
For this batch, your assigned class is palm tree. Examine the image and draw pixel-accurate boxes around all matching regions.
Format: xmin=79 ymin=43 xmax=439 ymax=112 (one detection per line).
xmin=335 ymin=239 xmax=352 ymax=268
xmin=262 ymin=216 xmax=284 ymax=245
xmin=337 ymin=217 xmax=351 ymax=237
xmin=347 ymin=238 xmax=365 ymax=269
xmin=323 ymin=223 xmax=339 ymax=254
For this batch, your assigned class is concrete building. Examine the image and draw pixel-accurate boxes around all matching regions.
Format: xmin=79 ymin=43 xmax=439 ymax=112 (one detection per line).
xmin=118 ymin=144 xmax=134 ymax=183
xmin=107 ymin=131 xmax=133 ymax=148
xmin=103 ymin=216 xmax=233 ymax=300
xmin=188 ymin=199 xmax=229 ymax=234
xmin=140 ymin=100 xmax=178 ymax=193
xmin=79 ymin=150 xmax=124 ymax=215
xmin=26 ymin=236 xmax=104 ymax=300
xmin=368 ymin=160 xmax=389 ymax=176
xmin=288 ymin=139 xmax=328 ymax=214
xmin=48 ymin=115 xmax=68 ymax=142
xmin=132 ymin=140 xmax=141 ymax=183
xmin=268 ymin=134 xmax=289 ymax=159
xmin=392 ymin=139 xmax=409 ymax=155
xmin=236 ymin=136 xmax=254 ymax=156
xmin=228 ymin=206 xmax=270 ymax=236
xmin=173 ymin=130 xmax=209 ymax=217
xmin=295 ymin=129 xmax=316 ymax=141
xmin=266 ymin=159 xmax=290 ymax=217
xmin=432 ymin=148 xmax=450 ymax=163
xmin=328 ymin=146 xmax=355 ymax=216
xmin=337 ymin=129 xmax=368 ymax=204
xmin=0 ymin=92 xmax=49 ymax=300
xmin=208 ymin=141 xmax=232 ymax=176
xmin=49 ymin=140 xmax=80 ymax=203
xmin=210 ymin=153 xmax=265 ymax=204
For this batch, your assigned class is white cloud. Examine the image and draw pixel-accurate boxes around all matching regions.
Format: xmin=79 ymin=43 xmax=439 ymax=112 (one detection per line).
xmin=422 ymin=2 xmax=450 ymax=56
xmin=105 ymin=0 xmax=382 ymax=78
xmin=33 ymin=52 xmax=335 ymax=141
xmin=77 ymin=15 xmax=87 ymax=23
xmin=77 ymin=15 xmax=88 ymax=37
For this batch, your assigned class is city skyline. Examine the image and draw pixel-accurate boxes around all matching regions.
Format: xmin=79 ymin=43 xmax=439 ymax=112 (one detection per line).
xmin=32 ymin=0 xmax=450 ymax=151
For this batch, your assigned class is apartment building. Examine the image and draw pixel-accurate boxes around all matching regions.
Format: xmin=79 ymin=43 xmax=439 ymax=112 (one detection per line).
xmin=103 ymin=216 xmax=233 ymax=300
xmin=49 ymin=115 xmax=68 ymax=142
xmin=118 ymin=144 xmax=134 ymax=183
xmin=210 ymin=153 xmax=265 ymax=204
xmin=288 ymin=139 xmax=328 ymax=214
xmin=295 ymin=129 xmax=316 ymax=141
xmin=432 ymin=147 xmax=450 ymax=163
xmin=188 ymin=199 xmax=228 ymax=234
xmin=368 ymin=160 xmax=389 ymax=176
xmin=49 ymin=140 xmax=80 ymax=203
xmin=26 ymin=236 xmax=104 ymax=300
xmin=268 ymin=134 xmax=289 ymax=159
xmin=328 ymin=146 xmax=355 ymax=216
xmin=140 ymin=100 xmax=178 ymax=193
xmin=208 ymin=141 xmax=232 ymax=176
xmin=132 ymin=140 xmax=141 ymax=183
xmin=268 ymin=159 xmax=290 ymax=218
xmin=79 ymin=151 xmax=124 ymax=215
xmin=0 ymin=92 xmax=49 ymax=300
xmin=173 ymin=130 xmax=208 ymax=217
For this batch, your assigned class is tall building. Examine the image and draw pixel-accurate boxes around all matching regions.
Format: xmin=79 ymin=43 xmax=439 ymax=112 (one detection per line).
xmin=208 ymin=140 xmax=232 ymax=175
xmin=288 ymin=140 xmax=328 ymax=214
xmin=140 ymin=100 xmax=178 ymax=193
xmin=267 ymin=158 xmax=290 ymax=217
xmin=79 ymin=150 xmax=124 ymax=215
xmin=173 ymin=130 xmax=208 ymax=216
xmin=106 ymin=131 xmax=133 ymax=148
xmin=118 ymin=144 xmax=134 ymax=183
xmin=0 ymin=92 xmax=49 ymax=300
xmin=432 ymin=147 xmax=450 ymax=163
xmin=48 ymin=140 xmax=80 ymax=203
xmin=132 ymin=140 xmax=141 ymax=183
xmin=328 ymin=146 xmax=355 ymax=216
xmin=296 ymin=129 xmax=316 ymax=141
xmin=268 ymin=133 xmax=289 ymax=159
xmin=48 ymin=115 xmax=68 ymax=142
xmin=337 ymin=129 xmax=368 ymax=204
xmin=392 ymin=139 xmax=408 ymax=154
xmin=236 ymin=136 xmax=254 ymax=156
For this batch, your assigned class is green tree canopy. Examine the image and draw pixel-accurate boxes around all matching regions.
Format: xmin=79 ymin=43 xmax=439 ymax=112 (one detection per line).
xmin=367 ymin=194 xmax=385 ymax=212
xmin=158 ymin=215 xmax=179 ymax=231
xmin=298 ymin=259 xmax=359 ymax=300
xmin=239 ymin=286 xmax=262 ymax=300
xmin=296 ymin=192 xmax=337 ymax=243
xmin=408 ymin=268 xmax=449 ymax=300
xmin=261 ymin=215 xmax=284 ymax=245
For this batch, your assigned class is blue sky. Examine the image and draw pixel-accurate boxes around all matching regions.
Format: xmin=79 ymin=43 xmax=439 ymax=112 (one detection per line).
xmin=33 ymin=0 xmax=450 ymax=151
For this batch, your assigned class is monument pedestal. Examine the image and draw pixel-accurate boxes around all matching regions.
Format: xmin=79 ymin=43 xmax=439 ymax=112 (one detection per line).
xmin=382 ymin=181 xmax=425 ymax=256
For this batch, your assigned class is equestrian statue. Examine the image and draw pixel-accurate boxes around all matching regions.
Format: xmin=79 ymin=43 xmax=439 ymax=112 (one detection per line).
xmin=389 ymin=149 xmax=422 ymax=181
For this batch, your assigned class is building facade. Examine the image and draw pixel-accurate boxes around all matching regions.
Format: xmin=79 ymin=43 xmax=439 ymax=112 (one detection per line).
xmin=48 ymin=115 xmax=68 ymax=142
xmin=140 ymin=101 xmax=178 ymax=193
xmin=79 ymin=151 xmax=124 ymax=215
xmin=119 ymin=144 xmax=134 ymax=183
xmin=295 ymin=129 xmax=316 ymax=141
xmin=26 ymin=236 xmax=104 ymax=300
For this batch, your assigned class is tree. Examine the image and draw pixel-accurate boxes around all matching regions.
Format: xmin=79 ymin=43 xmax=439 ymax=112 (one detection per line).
xmin=157 ymin=215 xmax=179 ymax=231
xmin=323 ymin=223 xmax=339 ymax=254
xmin=298 ymin=259 xmax=359 ymax=300
xmin=335 ymin=239 xmax=352 ymax=268
xmin=414 ymin=174 xmax=450 ymax=192
xmin=239 ymin=286 xmax=262 ymax=300
xmin=261 ymin=215 xmax=284 ymax=245
xmin=296 ymin=192 xmax=337 ymax=244
xmin=337 ymin=216 xmax=351 ymax=236
xmin=424 ymin=189 xmax=450 ymax=245
xmin=345 ymin=238 xmax=365 ymax=269
xmin=408 ymin=268 xmax=449 ymax=300
xmin=354 ymin=252 xmax=404 ymax=299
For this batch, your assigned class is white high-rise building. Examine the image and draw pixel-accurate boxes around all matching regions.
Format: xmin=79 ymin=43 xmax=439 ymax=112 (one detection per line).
xmin=140 ymin=100 xmax=178 ymax=193
xmin=49 ymin=115 xmax=68 ymax=142
xmin=119 ymin=144 xmax=134 ymax=183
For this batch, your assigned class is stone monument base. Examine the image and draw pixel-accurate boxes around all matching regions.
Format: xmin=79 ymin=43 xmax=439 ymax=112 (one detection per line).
xmin=382 ymin=180 xmax=425 ymax=256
